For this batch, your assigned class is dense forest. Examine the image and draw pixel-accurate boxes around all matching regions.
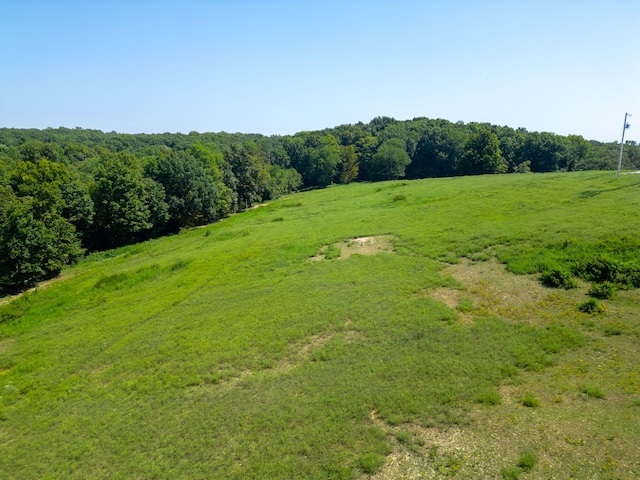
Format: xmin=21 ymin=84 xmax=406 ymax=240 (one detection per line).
xmin=1 ymin=117 xmax=639 ymax=292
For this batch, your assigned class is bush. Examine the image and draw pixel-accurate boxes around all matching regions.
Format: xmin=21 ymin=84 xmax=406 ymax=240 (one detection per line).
xmin=604 ymin=323 xmax=623 ymax=336
xmin=517 ymin=452 xmax=538 ymax=471
xmin=540 ymin=269 xmax=577 ymax=289
xmin=501 ymin=466 xmax=521 ymax=479
xmin=578 ymin=298 xmax=605 ymax=314
xmin=575 ymin=255 xmax=618 ymax=284
xmin=581 ymin=384 xmax=605 ymax=399
xmin=575 ymin=254 xmax=640 ymax=288
xmin=521 ymin=393 xmax=540 ymax=408
xmin=588 ymin=282 xmax=616 ymax=299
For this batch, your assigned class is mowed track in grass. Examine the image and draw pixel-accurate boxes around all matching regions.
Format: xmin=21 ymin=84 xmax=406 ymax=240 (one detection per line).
xmin=1 ymin=171 xmax=639 ymax=479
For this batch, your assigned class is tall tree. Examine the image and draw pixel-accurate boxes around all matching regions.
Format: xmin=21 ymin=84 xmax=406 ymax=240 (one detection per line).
xmin=147 ymin=150 xmax=218 ymax=232
xmin=338 ymin=145 xmax=359 ymax=184
xmin=367 ymin=139 xmax=411 ymax=181
xmin=457 ymin=129 xmax=506 ymax=175
xmin=0 ymin=186 xmax=83 ymax=291
xmin=226 ymin=143 xmax=262 ymax=210
xmin=189 ymin=143 xmax=237 ymax=217
xmin=520 ymin=132 xmax=567 ymax=172
xmin=89 ymin=152 xmax=168 ymax=250
xmin=406 ymin=127 xmax=463 ymax=179
xmin=9 ymin=158 xmax=71 ymax=217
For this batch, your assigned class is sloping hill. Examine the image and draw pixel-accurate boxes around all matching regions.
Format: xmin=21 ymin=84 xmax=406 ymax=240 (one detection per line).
xmin=1 ymin=172 xmax=639 ymax=478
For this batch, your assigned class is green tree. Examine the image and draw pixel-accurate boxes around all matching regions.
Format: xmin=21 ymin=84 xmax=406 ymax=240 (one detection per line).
xmin=263 ymin=164 xmax=303 ymax=199
xmin=89 ymin=153 xmax=168 ymax=250
xmin=367 ymin=139 xmax=411 ymax=181
xmin=354 ymin=134 xmax=378 ymax=181
xmin=9 ymin=158 xmax=71 ymax=217
xmin=338 ymin=145 xmax=359 ymax=184
xmin=306 ymin=134 xmax=341 ymax=187
xmin=189 ymin=143 xmax=237 ymax=217
xmin=565 ymin=135 xmax=594 ymax=171
xmin=406 ymin=126 xmax=464 ymax=179
xmin=18 ymin=139 xmax=65 ymax=163
xmin=61 ymin=178 xmax=94 ymax=238
xmin=520 ymin=132 xmax=567 ymax=172
xmin=457 ymin=129 xmax=507 ymax=175
xmin=0 ymin=186 xmax=83 ymax=291
xmin=147 ymin=150 xmax=218 ymax=232
xmin=226 ymin=143 xmax=262 ymax=210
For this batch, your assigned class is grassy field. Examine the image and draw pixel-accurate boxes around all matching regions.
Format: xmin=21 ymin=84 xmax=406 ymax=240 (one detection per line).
xmin=1 ymin=171 xmax=639 ymax=479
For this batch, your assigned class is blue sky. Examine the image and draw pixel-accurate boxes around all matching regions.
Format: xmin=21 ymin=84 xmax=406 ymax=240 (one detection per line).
xmin=1 ymin=0 xmax=638 ymax=142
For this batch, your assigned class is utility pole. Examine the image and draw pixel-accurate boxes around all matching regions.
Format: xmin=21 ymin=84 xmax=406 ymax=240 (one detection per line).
xmin=617 ymin=112 xmax=631 ymax=179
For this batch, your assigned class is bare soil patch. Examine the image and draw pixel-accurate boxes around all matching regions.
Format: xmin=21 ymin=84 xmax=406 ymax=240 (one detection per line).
xmin=309 ymin=235 xmax=395 ymax=261
xmin=430 ymin=258 xmax=588 ymax=326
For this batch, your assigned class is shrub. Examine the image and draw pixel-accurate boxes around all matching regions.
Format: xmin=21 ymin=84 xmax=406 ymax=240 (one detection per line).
xmin=541 ymin=269 xmax=577 ymax=289
xmin=604 ymin=323 xmax=623 ymax=336
xmin=521 ymin=393 xmax=540 ymax=408
xmin=501 ymin=466 xmax=521 ymax=479
xmin=392 ymin=194 xmax=406 ymax=202
xmin=517 ymin=452 xmax=538 ymax=471
xmin=575 ymin=255 xmax=618 ymax=283
xmin=578 ymin=298 xmax=605 ymax=314
xmin=588 ymin=282 xmax=616 ymax=299
xmin=581 ymin=384 xmax=605 ymax=399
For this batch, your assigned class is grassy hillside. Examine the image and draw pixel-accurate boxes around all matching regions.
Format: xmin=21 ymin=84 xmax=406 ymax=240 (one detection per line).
xmin=1 ymin=171 xmax=639 ymax=479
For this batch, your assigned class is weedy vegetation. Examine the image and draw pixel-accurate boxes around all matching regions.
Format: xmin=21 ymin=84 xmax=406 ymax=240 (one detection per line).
xmin=1 ymin=172 xmax=640 ymax=478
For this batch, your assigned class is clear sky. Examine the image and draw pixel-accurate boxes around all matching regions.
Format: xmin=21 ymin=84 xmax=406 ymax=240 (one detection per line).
xmin=1 ymin=0 xmax=638 ymax=142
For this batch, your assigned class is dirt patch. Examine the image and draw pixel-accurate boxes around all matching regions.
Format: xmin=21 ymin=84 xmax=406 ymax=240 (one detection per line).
xmin=429 ymin=258 xmax=588 ymax=326
xmin=276 ymin=323 xmax=360 ymax=372
xmin=369 ymin=410 xmax=489 ymax=479
xmin=198 ymin=322 xmax=360 ymax=391
xmin=274 ymin=333 xmax=332 ymax=371
xmin=309 ymin=235 xmax=395 ymax=261
xmin=429 ymin=287 xmax=460 ymax=310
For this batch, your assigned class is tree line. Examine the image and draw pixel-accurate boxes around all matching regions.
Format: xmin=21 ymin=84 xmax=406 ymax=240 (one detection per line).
xmin=1 ymin=118 xmax=639 ymax=292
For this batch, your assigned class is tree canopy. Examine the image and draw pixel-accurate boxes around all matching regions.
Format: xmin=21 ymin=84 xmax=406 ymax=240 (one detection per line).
xmin=1 ymin=118 xmax=638 ymax=292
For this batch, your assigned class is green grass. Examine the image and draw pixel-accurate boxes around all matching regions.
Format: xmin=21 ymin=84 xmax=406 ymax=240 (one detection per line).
xmin=581 ymin=384 xmax=606 ymax=399
xmin=520 ymin=392 xmax=540 ymax=408
xmin=1 ymin=171 xmax=640 ymax=478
